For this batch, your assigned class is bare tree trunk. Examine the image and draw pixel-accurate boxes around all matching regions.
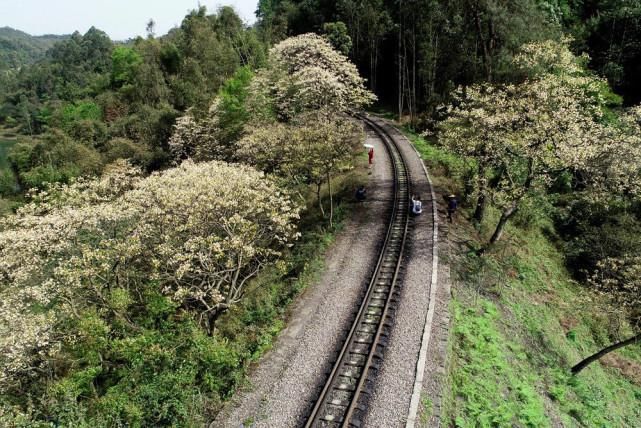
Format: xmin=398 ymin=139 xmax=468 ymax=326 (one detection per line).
xmin=207 ymin=303 xmax=230 ymax=336
xmin=473 ymin=168 xmax=488 ymax=223
xmin=398 ymin=0 xmax=403 ymax=122
xmin=317 ymin=182 xmax=325 ymax=217
xmin=327 ymin=172 xmax=334 ymax=227
xmin=473 ymin=192 xmax=487 ymax=224
xmin=488 ymin=203 xmax=518 ymax=245
xmin=571 ymin=332 xmax=641 ymax=375
xmin=486 ymin=161 xmax=534 ymax=247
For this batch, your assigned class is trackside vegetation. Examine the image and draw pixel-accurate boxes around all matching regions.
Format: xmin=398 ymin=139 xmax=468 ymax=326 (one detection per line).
xmin=408 ymin=129 xmax=641 ymax=427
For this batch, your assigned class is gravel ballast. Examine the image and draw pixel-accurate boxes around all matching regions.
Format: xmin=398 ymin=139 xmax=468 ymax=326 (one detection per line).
xmin=362 ymin=117 xmax=440 ymax=427
xmin=213 ymin=125 xmax=393 ymax=427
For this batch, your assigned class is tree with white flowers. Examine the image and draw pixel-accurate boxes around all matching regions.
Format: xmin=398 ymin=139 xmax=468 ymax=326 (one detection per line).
xmin=237 ymin=111 xmax=362 ymax=226
xmin=244 ymin=33 xmax=375 ymax=122
xmin=0 ymin=160 xmax=299 ymax=388
xmin=439 ymin=40 xmax=611 ymax=248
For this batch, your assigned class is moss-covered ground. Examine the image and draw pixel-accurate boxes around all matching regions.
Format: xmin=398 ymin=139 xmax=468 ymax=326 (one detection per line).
xmin=403 ymin=126 xmax=641 ymax=427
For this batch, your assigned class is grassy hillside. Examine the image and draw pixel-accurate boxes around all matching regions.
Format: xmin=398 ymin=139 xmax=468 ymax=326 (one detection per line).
xmin=404 ymin=128 xmax=641 ymax=427
xmin=0 ymin=27 xmax=67 ymax=71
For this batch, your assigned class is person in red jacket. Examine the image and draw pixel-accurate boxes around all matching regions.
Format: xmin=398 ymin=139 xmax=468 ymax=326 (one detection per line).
xmin=368 ymin=147 xmax=374 ymax=165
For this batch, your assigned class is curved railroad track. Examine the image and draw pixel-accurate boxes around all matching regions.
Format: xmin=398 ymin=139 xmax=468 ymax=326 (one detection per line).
xmin=304 ymin=114 xmax=412 ymax=427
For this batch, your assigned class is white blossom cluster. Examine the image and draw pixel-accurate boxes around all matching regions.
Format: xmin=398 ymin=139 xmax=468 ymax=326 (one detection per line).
xmin=439 ymin=39 xmax=630 ymax=212
xmin=249 ymin=33 xmax=376 ymax=120
xmin=0 ymin=160 xmax=299 ymax=387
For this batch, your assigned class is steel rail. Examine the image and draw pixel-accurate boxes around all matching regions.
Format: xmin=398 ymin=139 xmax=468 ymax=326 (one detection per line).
xmin=304 ymin=114 xmax=411 ymax=427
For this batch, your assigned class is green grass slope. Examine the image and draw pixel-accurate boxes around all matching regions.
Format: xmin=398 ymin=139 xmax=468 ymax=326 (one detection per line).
xmin=404 ymin=127 xmax=641 ymax=427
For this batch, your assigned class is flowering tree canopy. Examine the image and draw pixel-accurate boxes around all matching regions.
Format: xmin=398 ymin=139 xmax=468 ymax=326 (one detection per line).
xmin=0 ymin=160 xmax=299 ymax=388
xmin=168 ymin=109 xmax=221 ymax=162
xmin=438 ymin=40 xmax=614 ymax=245
xmin=237 ymin=111 xmax=362 ymax=224
xmin=248 ymin=33 xmax=376 ymax=120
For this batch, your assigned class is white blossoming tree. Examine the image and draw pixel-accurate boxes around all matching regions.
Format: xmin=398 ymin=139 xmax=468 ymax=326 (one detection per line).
xmin=439 ymin=40 xmax=611 ymax=248
xmin=0 ymin=160 xmax=299 ymax=388
xmin=247 ymin=33 xmax=376 ymax=121
xmin=237 ymin=111 xmax=362 ymax=226
xmin=167 ymin=109 xmax=221 ymax=162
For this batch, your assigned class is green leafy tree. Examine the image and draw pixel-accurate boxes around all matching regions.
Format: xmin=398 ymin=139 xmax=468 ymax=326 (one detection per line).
xmin=322 ymin=22 xmax=353 ymax=55
xmin=111 ymin=46 xmax=142 ymax=87
xmin=8 ymin=130 xmax=103 ymax=189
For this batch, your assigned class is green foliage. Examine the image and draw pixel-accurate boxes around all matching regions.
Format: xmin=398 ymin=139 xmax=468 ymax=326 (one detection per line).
xmin=102 ymin=137 xmax=152 ymax=165
xmin=111 ymin=46 xmax=142 ymax=87
xmin=8 ymin=131 xmax=102 ymax=189
xmin=322 ymin=22 xmax=352 ymax=55
xmin=214 ymin=66 xmax=253 ymax=145
xmin=446 ymin=227 xmax=641 ymax=426
xmin=555 ymin=198 xmax=641 ymax=279
xmin=1 ymin=6 xmax=266 ymax=186
xmin=0 ymin=138 xmax=18 ymax=196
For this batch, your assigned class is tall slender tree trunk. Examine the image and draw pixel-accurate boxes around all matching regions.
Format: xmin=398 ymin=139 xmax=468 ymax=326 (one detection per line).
xmin=370 ymin=44 xmax=375 ymax=91
xmin=317 ymin=182 xmax=325 ymax=217
xmin=327 ymin=172 xmax=333 ymax=227
xmin=412 ymin=22 xmax=416 ymax=126
xmin=398 ymin=0 xmax=403 ymax=122
xmin=571 ymin=332 xmax=641 ymax=375
xmin=373 ymin=40 xmax=379 ymax=91
xmin=429 ymin=33 xmax=438 ymax=105
xmin=472 ymin=0 xmax=493 ymax=82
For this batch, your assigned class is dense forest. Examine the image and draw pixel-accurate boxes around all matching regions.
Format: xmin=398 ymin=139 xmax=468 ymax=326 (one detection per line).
xmin=0 ymin=27 xmax=68 ymax=72
xmin=0 ymin=0 xmax=640 ymax=426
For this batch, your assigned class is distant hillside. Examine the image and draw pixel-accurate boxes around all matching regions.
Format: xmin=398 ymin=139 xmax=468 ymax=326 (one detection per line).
xmin=0 ymin=26 xmax=69 ymax=70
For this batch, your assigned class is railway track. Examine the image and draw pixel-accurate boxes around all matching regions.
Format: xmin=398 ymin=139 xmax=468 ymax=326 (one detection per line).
xmin=304 ymin=115 xmax=411 ymax=427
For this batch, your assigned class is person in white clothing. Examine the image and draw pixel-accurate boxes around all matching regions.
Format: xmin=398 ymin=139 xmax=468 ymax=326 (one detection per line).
xmin=411 ymin=194 xmax=422 ymax=216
